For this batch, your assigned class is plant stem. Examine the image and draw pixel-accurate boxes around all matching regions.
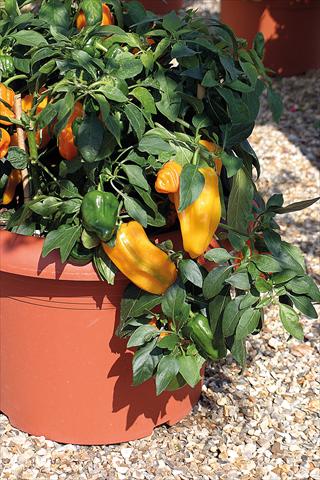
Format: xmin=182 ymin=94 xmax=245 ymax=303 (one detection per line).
xmin=36 ymin=159 xmax=58 ymax=183
xmin=192 ymin=147 xmax=200 ymax=166
xmin=4 ymin=74 xmax=27 ymax=86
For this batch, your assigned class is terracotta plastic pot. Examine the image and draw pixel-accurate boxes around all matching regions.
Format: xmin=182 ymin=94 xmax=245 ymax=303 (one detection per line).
xmin=138 ymin=0 xmax=183 ymax=14
xmin=0 ymin=230 xmax=201 ymax=445
xmin=220 ymin=0 xmax=320 ymax=76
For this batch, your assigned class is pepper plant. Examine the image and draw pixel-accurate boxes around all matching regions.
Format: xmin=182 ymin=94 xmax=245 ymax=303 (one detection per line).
xmin=0 ymin=0 xmax=319 ymax=395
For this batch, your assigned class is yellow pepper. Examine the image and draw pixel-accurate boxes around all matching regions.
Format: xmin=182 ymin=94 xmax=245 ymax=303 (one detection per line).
xmin=199 ymin=139 xmax=222 ymax=175
xmin=0 ymin=127 xmax=10 ymax=158
xmin=172 ymin=167 xmax=221 ymax=259
xmin=102 ymin=221 xmax=177 ymax=294
xmin=1 ymin=169 xmax=22 ymax=205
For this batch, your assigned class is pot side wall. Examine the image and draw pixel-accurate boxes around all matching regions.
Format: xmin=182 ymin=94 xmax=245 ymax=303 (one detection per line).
xmin=0 ymin=231 xmax=201 ymax=445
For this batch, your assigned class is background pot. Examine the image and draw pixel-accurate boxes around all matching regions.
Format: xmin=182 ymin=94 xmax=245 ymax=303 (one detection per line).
xmin=220 ymin=0 xmax=320 ymax=76
xmin=138 ymin=0 xmax=183 ymax=14
xmin=0 ymin=230 xmax=201 ymax=445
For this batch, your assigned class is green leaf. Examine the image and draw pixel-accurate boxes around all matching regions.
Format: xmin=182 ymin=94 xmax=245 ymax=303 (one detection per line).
xmin=12 ymin=30 xmax=48 ymax=46
xmin=124 ymin=103 xmax=145 ymax=140
xmin=93 ymin=246 xmax=117 ymax=284
xmin=235 ymin=308 xmax=260 ymax=340
xmin=60 ymin=198 xmax=82 ymax=214
xmin=227 ymin=168 xmax=254 ymax=233
xmin=226 ymin=272 xmax=250 ymax=290
xmin=285 ymin=276 xmax=320 ymax=302
xmin=7 ymin=147 xmax=28 ymax=169
xmin=29 ymin=196 xmax=62 ymax=216
xmin=251 ymin=254 xmax=282 ymax=273
xmin=156 ymin=355 xmax=180 ymax=395
xmin=271 ymin=270 xmax=298 ymax=285
xmin=221 ymin=122 xmax=254 ymax=149
xmin=80 ymin=0 xmax=103 ymax=25
xmin=255 ymin=276 xmax=272 ymax=293
xmin=127 ymin=325 xmax=159 ymax=348
xmin=178 ymin=164 xmax=204 ymax=212
xmin=130 ymin=293 xmax=162 ymax=317
xmin=39 ymin=0 xmax=70 ymax=30
xmin=178 ymin=355 xmax=201 ymax=387
xmin=179 ymin=259 xmax=203 ymax=288
xmin=263 ymin=229 xmax=281 ymax=256
xmin=131 ymin=87 xmax=156 ymax=114
xmin=102 ymin=86 xmax=127 ymax=103
xmin=276 ymin=242 xmax=306 ymax=274
xmin=114 ymin=51 xmax=143 ymax=79
xmin=266 ymin=193 xmax=284 ymax=209
xmin=222 ymin=297 xmax=242 ymax=337
xmin=267 ymin=87 xmax=283 ymax=123
xmin=209 ymin=292 xmax=230 ymax=335
xmin=203 ymin=266 xmax=231 ymax=299
xmin=240 ymin=292 xmax=260 ymax=309
xmin=132 ymin=338 xmax=158 ymax=386
xmin=153 ymin=37 xmax=170 ymax=61
xmin=220 ymin=151 xmax=243 ymax=178
xmin=76 ymin=115 xmax=104 ymax=163
xmin=138 ymin=136 xmax=174 ymax=155
xmin=122 ymin=164 xmax=149 ymax=191
xmin=124 ymin=196 xmax=147 ymax=227
xmin=171 ymin=42 xmax=196 ymax=58
xmin=105 ymin=113 xmax=122 ymax=146
xmin=59 ymin=180 xmax=82 ymax=199
xmin=163 ymin=10 xmax=182 ymax=32
xmin=272 ymin=197 xmax=320 ymax=214
xmin=81 ymin=229 xmax=100 ymax=249
xmin=231 ymin=337 xmax=246 ymax=367
xmin=37 ymin=103 xmax=57 ymax=130
xmin=42 ymin=225 xmax=81 ymax=263
xmin=202 ymin=70 xmax=219 ymax=87
xmin=288 ymin=294 xmax=318 ymax=319
xmin=204 ymin=248 xmax=234 ymax=263
xmin=162 ymin=282 xmax=187 ymax=325
xmin=253 ymin=32 xmax=265 ymax=59
xmin=279 ymin=304 xmax=304 ymax=340
xmin=157 ymin=333 xmax=180 ymax=350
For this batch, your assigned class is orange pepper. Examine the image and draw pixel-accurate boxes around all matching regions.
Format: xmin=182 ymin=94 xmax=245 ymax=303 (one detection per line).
xmin=155 ymin=161 xmax=182 ymax=194
xmin=58 ymin=102 xmax=83 ymax=161
xmin=0 ymin=127 xmax=10 ymax=158
xmin=1 ymin=169 xmax=22 ymax=205
xmin=199 ymin=139 xmax=222 ymax=175
xmin=76 ymin=3 xmax=114 ymax=30
xmin=0 ymin=83 xmax=15 ymax=126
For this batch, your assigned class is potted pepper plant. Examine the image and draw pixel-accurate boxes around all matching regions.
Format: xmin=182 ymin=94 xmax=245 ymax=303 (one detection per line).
xmin=0 ymin=0 xmax=319 ymax=445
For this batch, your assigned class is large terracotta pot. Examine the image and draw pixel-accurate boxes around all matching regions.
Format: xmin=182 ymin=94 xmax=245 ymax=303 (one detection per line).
xmin=0 ymin=230 xmax=201 ymax=445
xmin=138 ymin=0 xmax=183 ymax=14
xmin=220 ymin=0 xmax=320 ymax=76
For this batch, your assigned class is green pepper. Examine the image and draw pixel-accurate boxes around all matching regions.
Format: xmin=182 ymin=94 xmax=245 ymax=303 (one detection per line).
xmin=81 ymin=190 xmax=119 ymax=242
xmin=184 ymin=313 xmax=226 ymax=361
xmin=69 ymin=242 xmax=93 ymax=265
xmin=0 ymin=55 xmax=15 ymax=80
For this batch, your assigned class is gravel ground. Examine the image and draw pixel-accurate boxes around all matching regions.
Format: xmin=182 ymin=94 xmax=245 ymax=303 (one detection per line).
xmin=1 ymin=4 xmax=320 ymax=479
